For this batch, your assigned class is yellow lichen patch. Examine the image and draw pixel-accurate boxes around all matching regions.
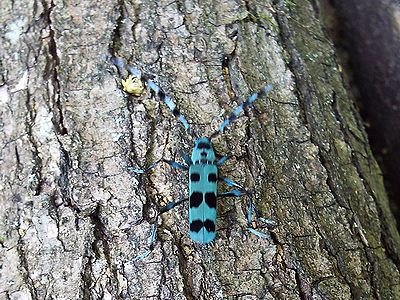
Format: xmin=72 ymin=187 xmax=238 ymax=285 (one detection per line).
xmin=121 ymin=75 xmax=144 ymax=96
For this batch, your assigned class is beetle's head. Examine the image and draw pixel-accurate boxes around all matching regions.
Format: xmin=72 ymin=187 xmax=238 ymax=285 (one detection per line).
xmin=191 ymin=137 xmax=215 ymax=164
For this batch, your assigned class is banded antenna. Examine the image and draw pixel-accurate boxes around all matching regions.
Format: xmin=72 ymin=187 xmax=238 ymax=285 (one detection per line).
xmin=111 ymin=57 xmax=197 ymax=139
xmin=209 ymin=84 xmax=273 ymax=140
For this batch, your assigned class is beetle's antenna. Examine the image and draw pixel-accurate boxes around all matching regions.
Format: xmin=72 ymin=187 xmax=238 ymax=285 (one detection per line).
xmin=209 ymin=84 xmax=272 ymax=140
xmin=111 ymin=56 xmax=197 ymax=139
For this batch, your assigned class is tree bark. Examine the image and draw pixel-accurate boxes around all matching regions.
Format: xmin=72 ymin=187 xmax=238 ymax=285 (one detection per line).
xmin=329 ymin=0 xmax=400 ymax=226
xmin=0 ymin=0 xmax=399 ymax=299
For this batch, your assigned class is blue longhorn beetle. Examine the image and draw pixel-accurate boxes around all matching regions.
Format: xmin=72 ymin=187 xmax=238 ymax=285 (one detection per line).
xmin=111 ymin=57 xmax=276 ymax=260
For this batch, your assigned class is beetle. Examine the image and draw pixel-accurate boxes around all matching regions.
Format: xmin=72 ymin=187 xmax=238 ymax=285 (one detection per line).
xmin=110 ymin=57 xmax=275 ymax=260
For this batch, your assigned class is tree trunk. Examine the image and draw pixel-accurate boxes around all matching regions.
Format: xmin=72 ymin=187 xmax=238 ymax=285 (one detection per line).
xmin=1 ymin=1 xmax=399 ymax=299
xmin=329 ymin=0 xmax=400 ymax=225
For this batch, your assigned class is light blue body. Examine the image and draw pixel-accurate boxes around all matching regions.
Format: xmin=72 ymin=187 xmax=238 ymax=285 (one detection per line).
xmin=189 ymin=164 xmax=217 ymax=243
xmin=189 ymin=137 xmax=218 ymax=243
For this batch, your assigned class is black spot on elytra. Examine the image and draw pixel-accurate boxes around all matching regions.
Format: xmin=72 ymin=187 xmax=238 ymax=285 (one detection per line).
xmin=190 ymin=220 xmax=203 ymax=232
xmin=204 ymin=219 xmax=215 ymax=232
xmin=190 ymin=192 xmax=203 ymax=208
xmin=208 ymin=173 xmax=217 ymax=182
xmin=205 ymin=192 xmax=216 ymax=208
xmin=201 ymin=151 xmax=207 ymax=157
xmin=190 ymin=173 xmax=200 ymax=182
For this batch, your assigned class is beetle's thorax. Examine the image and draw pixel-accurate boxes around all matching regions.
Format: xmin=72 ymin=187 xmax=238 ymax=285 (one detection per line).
xmin=191 ymin=137 xmax=216 ymax=164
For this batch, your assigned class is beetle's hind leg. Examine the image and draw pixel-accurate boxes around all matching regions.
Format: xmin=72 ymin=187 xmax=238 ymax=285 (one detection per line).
xmin=133 ymin=197 xmax=189 ymax=261
xmin=246 ymin=197 xmax=277 ymax=240
xmin=218 ymin=176 xmax=276 ymax=240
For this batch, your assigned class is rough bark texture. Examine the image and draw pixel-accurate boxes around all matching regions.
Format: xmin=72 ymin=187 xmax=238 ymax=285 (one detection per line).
xmin=328 ymin=0 xmax=400 ymax=226
xmin=0 ymin=0 xmax=399 ymax=299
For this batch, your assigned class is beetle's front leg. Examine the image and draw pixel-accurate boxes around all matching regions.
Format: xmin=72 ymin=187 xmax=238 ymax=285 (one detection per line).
xmin=130 ymin=158 xmax=188 ymax=174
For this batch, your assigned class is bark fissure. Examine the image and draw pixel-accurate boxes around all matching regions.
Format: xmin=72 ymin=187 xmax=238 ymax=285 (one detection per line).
xmin=110 ymin=0 xmax=124 ymax=53
xmin=24 ymin=88 xmax=43 ymax=196
xmin=81 ymin=249 xmax=94 ymax=300
xmin=41 ymin=0 xmax=67 ymax=135
xmin=243 ymin=0 xmax=274 ymax=32
xmin=17 ymin=223 xmax=39 ymax=300
xmin=58 ymin=146 xmax=82 ymax=233
xmin=89 ymin=204 xmax=121 ymax=298
xmin=157 ymin=243 xmax=168 ymax=299
xmin=221 ymin=46 xmax=237 ymax=102
xmin=175 ymin=239 xmax=196 ymax=300
xmin=48 ymin=192 xmax=67 ymax=252
xmin=319 ymin=0 xmax=400 ymax=283
xmin=294 ymin=269 xmax=311 ymax=300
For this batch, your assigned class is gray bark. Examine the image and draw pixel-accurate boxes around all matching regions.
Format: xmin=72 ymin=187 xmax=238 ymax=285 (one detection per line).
xmin=0 ymin=0 xmax=399 ymax=299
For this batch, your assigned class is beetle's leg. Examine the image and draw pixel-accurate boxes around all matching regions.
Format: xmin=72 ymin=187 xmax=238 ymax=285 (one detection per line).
xmin=181 ymin=153 xmax=193 ymax=166
xmin=219 ymin=176 xmax=243 ymax=189
xmin=216 ymin=156 xmax=229 ymax=166
xmin=247 ymin=200 xmax=277 ymax=228
xmin=218 ymin=187 xmax=276 ymax=240
xmin=218 ymin=174 xmax=247 ymax=198
xmin=130 ymin=158 xmax=187 ymax=174
xmin=133 ymin=197 xmax=189 ymax=261
xmin=159 ymin=197 xmax=189 ymax=214
xmin=246 ymin=198 xmax=277 ymax=239
xmin=133 ymin=223 xmax=157 ymax=261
